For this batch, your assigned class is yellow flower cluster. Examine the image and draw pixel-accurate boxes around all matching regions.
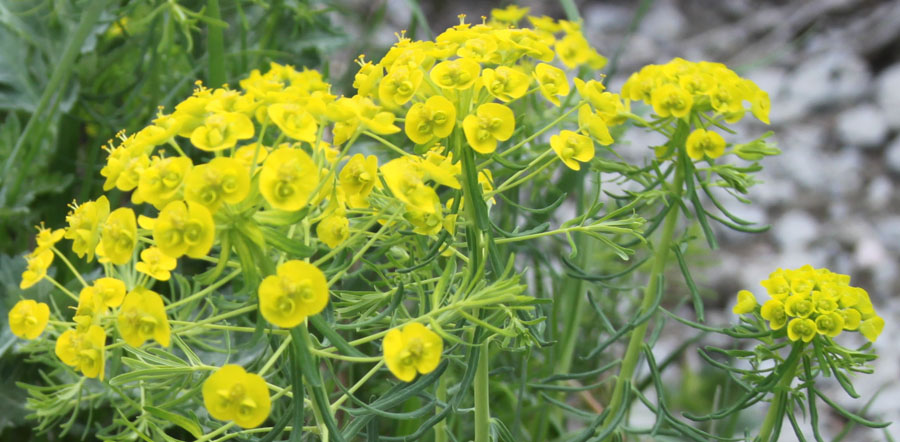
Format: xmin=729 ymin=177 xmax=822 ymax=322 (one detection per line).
xmin=734 ymin=265 xmax=884 ymax=343
xmin=202 ymin=365 xmax=270 ymax=428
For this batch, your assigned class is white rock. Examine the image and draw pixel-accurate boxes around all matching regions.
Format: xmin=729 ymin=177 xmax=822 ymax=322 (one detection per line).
xmin=836 ymin=104 xmax=889 ymax=149
xmin=866 ymin=176 xmax=893 ymax=210
xmin=876 ymin=216 xmax=900 ymax=255
xmin=788 ymin=50 xmax=871 ymax=111
xmin=876 ymin=62 xmax=900 ymax=129
xmin=638 ymin=0 xmax=685 ymax=42
xmin=854 ymin=236 xmax=890 ymax=269
xmin=772 ymin=210 xmax=820 ymax=250
xmin=885 ymin=136 xmax=900 ymax=173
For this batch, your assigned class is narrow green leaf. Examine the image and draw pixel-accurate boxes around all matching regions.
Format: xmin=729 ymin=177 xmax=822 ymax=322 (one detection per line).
xmin=143 ymin=406 xmax=202 ymax=438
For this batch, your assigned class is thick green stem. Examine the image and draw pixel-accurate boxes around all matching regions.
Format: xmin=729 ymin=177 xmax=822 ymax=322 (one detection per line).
xmin=600 ymin=160 xmax=685 ymax=436
xmin=757 ymin=343 xmax=803 ymax=442
xmin=206 ymin=0 xmax=226 ymax=87
xmin=474 ymin=342 xmax=491 ymax=442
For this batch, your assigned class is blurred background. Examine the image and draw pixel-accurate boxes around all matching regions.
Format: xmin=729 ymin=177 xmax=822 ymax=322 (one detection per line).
xmin=1 ymin=0 xmax=897 ymax=440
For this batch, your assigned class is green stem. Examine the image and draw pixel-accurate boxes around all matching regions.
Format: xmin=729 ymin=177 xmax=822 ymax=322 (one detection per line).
xmin=757 ymin=343 xmax=803 ymax=442
xmin=206 ymin=0 xmax=226 ymax=87
xmin=600 ymin=156 xmax=685 ymax=436
xmin=434 ymin=372 xmax=449 ymax=442
xmin=474 ymin=341 xmax=490 ymax=442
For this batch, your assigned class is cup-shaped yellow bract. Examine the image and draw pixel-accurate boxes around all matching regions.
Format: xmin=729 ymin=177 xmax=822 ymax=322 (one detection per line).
xmin=381 ymin=157 xmax=441 ymax=214
xmin=760 ymin=274 xmax=790 ymax=300
xmin=117 ymin=287 xmax=171 ymax=348
xmin=74 ymin=286 xmax=103 ymax=330
xmin=533 ymin=63 xmax=570 ymax=106
xmin=65 ymin=195 xmax=110 ymax=262
xmin=190 ymin=112 xmax=254 ymax=151
xmin=153 ymin=201 xmax=216 ymax=259
xmin=134 ymin=156 xmax=193 ymax=209
xmin=787 ymin=318 xmax=817 ymax=342
xmin=685 ymin=128 xmax=726 ymax=160
xmin=9 ymin=299 xmax=49 ymax=340
xmin=55 ymin=325 xmax=106 ymax=379
xmin=784 ymin=294 xmax=814 ymax=319
xmin=317 ymin=213 xmax=350 ymax=248
xmin=34 ymin=223 xmax=65 ymax=253
xmin=135 ymin=247 xmax=178 ymax=281
xmin=732 ymin=290 xmax=757 ymax=315
xmin=404 ymin=96 xmax=457 ymax=145
xmin=760 ymin=299 xmax=788 ymax=330
xmin=185 ymin=157 xmax=251 ymax=212
xmin=93 ymin=277 xmax=126 ymax=310
xmin=650 ymin=83 xmax=693 ymax=119
xmin=98 ymin=207 xmax=137 ymax=265
xmin=840 ymin=308 xmax=861 ymax=330
xmin=859 ymin=316 xmax=885 ymax=342
xmin=267 ymin=103 xmax=317 ymax=142
xmin=20 ymin=249 xmax=54 ymax=290
xmin=202 ymin=364 xmax=271 ymax=428
xmin=481 ymin=66 xmax=530 ymax=102
xmin=258 ymin=260 xmax=329 ymax=328
xmin=815 ymin=312 xmax=845 ymax=338
xmin=259 ymin=147 xmax=319 ymax=211
xmin=577 ymin=105 xmax=614 ymax=146
xmin=430 ymin=58 xmax=480 ymax=90
xmin=383 ymin=322 xmax=443 ymax=382
xmin=339 ymin=154 xmax=379 ymax=208
xmin=379 ymin=65 xmax=423 ymax=107
xmin=550 ymin=130 xmax=595 ymax=171
xmin=462 ymin=103 xmax=515 ymax=154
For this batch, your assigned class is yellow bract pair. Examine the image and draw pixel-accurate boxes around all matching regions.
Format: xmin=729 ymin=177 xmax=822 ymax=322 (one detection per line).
xmin=383 ymin=323 xmax=443 ymax=382
xmin=56 ymin=325 xmax=106 ymax=379
xmin=9 ymin=299 xmax=50 ymax=340
xmin=202 ymin=365 xmax=270 ymax=428
xmin=117 ymin=287 xmax=171 ymax=348
xmin=258 ymin=260 xmax=329 ymax=328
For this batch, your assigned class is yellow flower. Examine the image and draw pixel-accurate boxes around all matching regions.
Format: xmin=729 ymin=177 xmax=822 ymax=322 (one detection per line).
xmin=317 ymin=213 xmax=350 ymax=248
xmin=491 ymin=5 xmax=529 ymax=23
xmin=760 ymin=274 xmax=790 ymax=301
xmin=134 ymin=156 xmax=193 ymax=209
xmin=750 ymin=89 xmax=771 ymax=125
xmin=839 ymin=308 xmax=861 ymax=330
xmin=709 ymin=80 xmax=745 ymax=115
xmin=381 ymin=157 xmax=441 ymax=214
xmin=430 ymin=58 xmax=480 ymax=90
xmin=152 ymin=200 xmax=216 ymax=259
xmin=379 ymin=65 xmax=423 ymax=107
xmin=405 ymin=208 xmax=444 ymax=236
xmin=481 ymin=66 xmax=530 ymax=102
xmin=65 ymin=196 xmax=110 ymax=262
xmin=97 ymin=207 xmax=137 ymax=265
xmin=202 ymin=364 xmax=271 ymax=428
xmin=339 ymin=154 xmax=379 ymax=208
xmin=136 ymin=247 xmax=178 ymax=281
xmin=353 ymin=58 xmax=383 ymax=97
xmin=234 ymin=143 xmax=269 ymax=171
xmin=383 ymin=322 xmax=443 ymax=382
xmin=267 ymin=103 xmax=317 ymax=142
xmin=55 ymin=325 xmax=106 ymax=379
xmin=33 ymin=223 xmax=65 ymax=253
xmin=259 ymin=147 xmax=319 ymax=211
xmin=732 ymin=290 xmax=757 ymax=314
xmin=550 ymin=130 xmax=595 ymax=171
xmin=577 ymin=104 xmax=614 ymax=146
xmin=815 ymin=312 xmax=844 ymax=338
xmin=100 ymin=135 xmax=151 ymax=192
xmin=117 ymin=287 xmax=171 ymax=348
xmin=784 ymin=294 xmax=814 ymax=318
xmin=190 ymin=112 xmax=255 ymax=151
xmin=185 ymin=157 xmax=251 ymax=212
xmin=20 ymin=249 xmax=54 ymax=290
xmin=555 ymin=33 xmax=599 ymax=69
xmin=760 ymin=299 xmax=788 ymax=330
xmin=404 ymin=96 xmax=457 ymax=145
xmin=685 ymin=129 xmax=726 ymax=160
xmin=533 ymin=63 xmax=570 ymax=107
xmin=859 ymin=316 xmax=884 ymax=342
xmin=650 ymin=83 xmax=693 ymax=118
xmin=74 ymin=286 xmax=103 ymax=330
xmin=811 ymin=291 xmax=838 ymax=313
xmin=787 ymin=318 xmax=817 ymax=342
xmin=420 ymin=148 xmax=461 ymax=189
xmin=92 ymin=277 xmax=127 ymax=310
xmin=8 ymin=299 xmax=50 ymax=340
xmin=258 ymin=260 xmax=329 ymax=328
xmin=462 ymin=103 xmax=515 ymax=154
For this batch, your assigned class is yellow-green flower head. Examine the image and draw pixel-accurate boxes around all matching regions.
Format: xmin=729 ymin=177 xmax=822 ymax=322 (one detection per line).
xmin=20 ymin=249 xmax=54 ymax=290
xmin=787 ymin=318 xmax=817 ymax=342
xmin=55 ymin=325 xmax=106 ymax=379
xmin=481 ymin=66 xmax=530 ymax=102
xmin=577 ymin=104 xmax=614 ymax=146
xmin=381 ymin=157 xmax=441 ymax=214
xmin=784 ymin=294 xmax=814 ymax=318
xmin=65 ymin=196 xmax=110 ymax=262
xmin=172 ymin=84 xmax=213 ymax=137
xmin=685 ymin=129 xmax=726 ymax=161
xmin=185 ymin=157 xmax=251 ymax=212
xmin=267 ymin=103 xmax=317 ymax=142
xmin=405 ymin=96 xmax=457 ymax=145
xmin=97 ymin=207 xmax=137 ymax=266
xmin=235 ymin=143 xmax=269 ymax=172
xmin=317 ymin=213 xmax=350 ymax=248
xmin=136 ymin=113 xmax=181 ymax=147
xmin=339 ymin=154 xmax=379 ymax=209
xmin=33 ymin=222 xmax=65 ymax=253
xmin=551 ymin=130 xmax=595 ymax=171
xmin=709 ymin=79 xmax=746 ymax=115
xmin=839 ymin=308 xmax=861 ymax=331
xmin=190 ymin=112 xmax=255 ymax=152
xmin=258 ymin=260 xmax=329 ymax=328
xmin=152 ymin=200 xmax=216 ymax=259
xmin=650 ymin=83 xmax=693 ymax=119
xmin=527 ymin=15 xmax=561 ymax=33
xmin=859 ymin=316 xmax=884 ymax=342
xmin=100 ymin=134 xmax=152 ymax=192
xmin=74 ymin=286 xmax=103 ymax=330
xmin=259 ymin=147 xmax=318 ymax=211
xmin=491 ymin=5 xmax=529 ymax=23
xmin=420 ymin=148 xmax=462 ymax=189
xmin=202 ymin=364 xmax=271 ymax=428
xmin=463 ymin=103 xmax=515 ymax=154
xmin=383 ymin=323 xmax=443 ymax=382
xmin=379 ymin=65 xmax=423 ymax=107
xmin=457 ymin=34 xmax=501 ymax=64
xmin=136 ymin=247 xmax=178 ymax=281
xmin=534 ymin=63 xmax=570 ymax=107
xmin=353 ymin=58 xmax=383 ymax=98
xmin=405 ymin=207 xmax=444 ymax=236
xmin=92 ymin=277 xmax=126 ymax=310
xmin=761 ymin=299 xmax=788 ymax=330
xmin=760 ymin=273 xmax=790 ymax=300
xmin=430 ymin=58 xmax=480 ymax=90
xmin=556 ymin=32 xmax=605 ymax=69
xmin=117 ymin=287 xmax=171 ymax=348
xmin=9 ymin=299 xmax=50 ymax=340
xmin=732 ymin=290 xmax=757 ymax=314
xmin=811 ymin=291 xmax=838 ymax=313
xmin=134 ymin=156 xmax=193 ymax=210
xmin=815 ymin=312 xmax=845 ymax=338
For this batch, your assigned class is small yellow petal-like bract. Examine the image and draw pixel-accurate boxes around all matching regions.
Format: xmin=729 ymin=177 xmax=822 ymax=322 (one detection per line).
xmin=317 ymin=213 xmax=350 ymax=249
xmin=185 ymin=157 xmax=251 ymax=212
xmin=202 ymin=364 xmax=271 ymax=428
xmin=784 ymin=294 xmax=814 ymax=319
xmin=814 ymin=311 xmax=844 ymax=338
xmin=8 ymin=299 xmax=50 ymax=340
xmin=339 ymin=154 xmax=378 ymax=208
xmin=533 ymin=63 xmax=570 ymax=107
xmin=430 ymin=58 xmax=480 ymax=90
xmin=153 ymin=200 xmax=216 ymax=259
xmin=732 ymin=290 xmax=757 ymax=315
xmin=859 ymin=316 xmax=884 ymax=342
xmin=117 ymin=287 xmax=171 ymax=348
xmin=98 ymin=207 xmax=137 ymax=265
xmin=93 ymin=277 xmax=127 ymax=310
xmin=381 ymin=157 xmax=441 ymax=214
xmin=462 ymin=103 xmax=515 ymax=154
xmin=685 ymin=129 xmax=726 ymax=161
xmin=258 ymin=260 xmax=329 ymax=328
xmin=190 ymin=112 xmax=255 ymax=151
xmin=259 ymin=147 xmax=319 ymax=211
xmin=481 ymin=66 xmax=530 ymax=102
xmin=787 ymin=318 xmax=817 ymax=342
xmin=404 ymin=96 xmax=456 ymax=145
xmin=267 ymin=103 xmax=317 ymax=142
xmin=650 ymin=83 xmax=693 ymax=119
xmin=135 ymin=247 xmax=178 ymax=281
xmin=34 ymin=223 xmax=65 ymax=253
xmin=577 ymin=104 xmax=614 ymax=146
xmin=840 ymin=308 xmax=861 ymax=330
xmin=379 ymin=65 xmax=423 ymax=107
xmin=550 ymin=130 xmax=595 ymax=171
xmin=65 ymin=195 xmax=110 ymax=262
xmin=55 ymin=325 xmax=106 ymax=379
xmin=134 ymin=156 xmax=193 ymax=209
xmin=760 ymin=299 xmax=788 ymax=330
xmin=20 ymin=249 xmax=54 ymax=290
xmin=383 ymin=322 xmax=443 ymax=382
